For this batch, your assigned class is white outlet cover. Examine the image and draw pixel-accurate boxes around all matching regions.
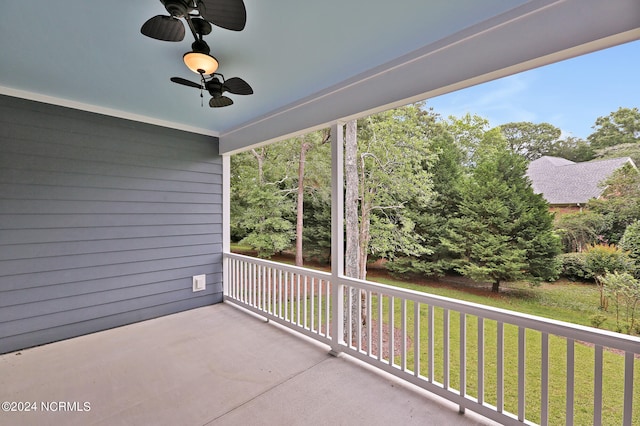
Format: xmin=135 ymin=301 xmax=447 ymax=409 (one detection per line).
xmin=192 ymin=274 xmax=206 ymax=292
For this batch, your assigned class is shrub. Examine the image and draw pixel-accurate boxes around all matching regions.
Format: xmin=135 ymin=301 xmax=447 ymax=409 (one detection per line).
xmin=590 ymin=313 xmax=607 ymax=328
xmin=558 ymin=253 xmax=593 ymax=281
xmin=620 ymin=220 xmax=640 ymax=277
xmin=600 ymin=271 xmax=640 ymax=334
xmin=583 ymin=244 xmax=632 ymax=278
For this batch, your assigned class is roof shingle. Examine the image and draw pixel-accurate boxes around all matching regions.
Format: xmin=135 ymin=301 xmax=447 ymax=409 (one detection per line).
xmin=526 ymin=156 xmax=635 ymax=205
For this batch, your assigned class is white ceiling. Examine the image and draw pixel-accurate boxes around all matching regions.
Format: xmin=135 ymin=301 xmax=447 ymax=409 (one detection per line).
xmin=0 ymin=0 xmax=638 ymax=154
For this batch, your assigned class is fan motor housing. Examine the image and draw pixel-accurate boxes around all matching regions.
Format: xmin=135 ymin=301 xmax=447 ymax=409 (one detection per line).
xmin=161 ymin=0 xmax=192 ymax=18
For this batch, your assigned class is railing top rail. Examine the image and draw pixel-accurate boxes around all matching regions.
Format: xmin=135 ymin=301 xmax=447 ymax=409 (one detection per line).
xmin=225 ymin=252 xmax=640 ymax=353
xmin=337 ymin=275 xmax=640 ymax=353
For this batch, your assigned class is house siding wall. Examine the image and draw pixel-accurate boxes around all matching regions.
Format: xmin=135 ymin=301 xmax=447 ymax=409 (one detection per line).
xmin=0 ymin=95 xmax=222 ymax=354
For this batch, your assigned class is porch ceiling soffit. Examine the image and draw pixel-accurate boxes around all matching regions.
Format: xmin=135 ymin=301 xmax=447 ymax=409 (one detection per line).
xmin=219 ymin=0 xmax=640 ymax=154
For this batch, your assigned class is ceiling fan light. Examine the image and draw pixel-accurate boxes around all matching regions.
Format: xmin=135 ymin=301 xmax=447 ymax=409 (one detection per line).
xmin=183 ymin=51 xmax=219 ymax=75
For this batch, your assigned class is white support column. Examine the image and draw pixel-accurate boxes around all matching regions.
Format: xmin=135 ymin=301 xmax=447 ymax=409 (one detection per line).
xmin=222 ymin=154 xmax=231 ymax=299
xmin=330 ymin=121 xmax=345 ymax=355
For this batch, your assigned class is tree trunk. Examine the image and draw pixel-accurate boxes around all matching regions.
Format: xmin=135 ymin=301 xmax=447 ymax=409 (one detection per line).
xmin=295 ymin=139 xmax=311 ymax=267
xmin=358 ymin=198 xmax=371 ymax=281
xmin=344 ymin=120 xmax=363 ymax=343
xmin=492 ymin=280 xmax=500 ymax=293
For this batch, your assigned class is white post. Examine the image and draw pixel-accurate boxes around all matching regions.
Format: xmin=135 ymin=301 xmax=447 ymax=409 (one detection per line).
xmin=222 ymin=154 xmax=231 ymax=299
xmin=330 ymin=121 xmax=345 ymax=355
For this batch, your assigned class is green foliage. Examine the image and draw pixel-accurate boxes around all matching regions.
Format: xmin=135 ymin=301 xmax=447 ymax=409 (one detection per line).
xmin=590 ymin=313 xmax=607 ymax=328
xmin=388 ymin=129 xmax=465 ymax=277
xmin=236 ymin=185 xmax=295 ymax=258
xmin=498 ymin=121 xmax=562 ymax=161
xmin=594 ymin=142 xmax=640 ymax=165
xmin=546 ymin=136 xmax=595 ymax=162
xmin=356 ymin=103 xmax=438 ymax=264
xmin=587 ymin=163 xmax=640 ymax=244
xmin=558 ymin=252 xmax=593 ymax=281
xmin=587 ymin=107 xmax=640 ymax=149
xmin=620 ymin=220 xmax=640 ymax=262
xmin=553 ymin=211 xmax=605 ymax=252
xmin=583 ymin=243 xmax=632 ymax=278
xmin=600 ymin=271 xmax=640 ymax=334
xmin=452 ymin=140 xmax=561 ymax=291
xmin=619 ymin=220 xmax=640 ymax=279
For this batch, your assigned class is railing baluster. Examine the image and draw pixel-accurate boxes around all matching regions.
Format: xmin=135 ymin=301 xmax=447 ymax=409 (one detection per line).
xmin=289 ymin=272 xmax=293 ymax=321
xmin=444 ymin=308 xmax=449 ymax=390
xmin=278 ymin=269 xmax=283 ymax=319
xmin=428 ymin=304 xmax=434 ymax=383
xmin=477 ymin=317 xmax=484 ymax=406
xmin=297 ymin=273 xmax=301 ymax=326
xmin=566 ymin=338 xmax=575 ymax=426
xmin=459 ymin=312 xmax=466 ymax=414
xmin=367 ymin=290 xmax=372 ymax=357
xmin=270 ymin=267 xmax=276 ymax=315
xmin=347 ymin=286 xmax=353 ymax=346
xmin=318 ymin=280 xmax=323 ymax=335
xmin=326 ymin=282 xmax=331 ymax=338
xmin=401 ymin=299 xmax=407 ymax=371
xmin=541 ymin=332 xmax=549 ymax=426
xmin=303 ymin=276 xmax=308 ymax=329
xmin=414 ymin=301 xmax=420 ymax=377
xmin=623 ymin=351 xmax=634 ymax=426
xmin=377 ymin=293 xmax=383 ymax=361
xmin=497 ymin=321 xmax=504 ymax=413
xmin=518 ymin=327 xmax=526 ymax=422
xmin=357 ymin=288 xmax=363 ymax=352
xmin=594 ymin=344 xmax=603 ymax=426
xmin=389 ymin=296 xmax=395 ymax=366
xmin=250 ymin=263 xmax=255 ymax=306
xmin=310 ymin=276 xmax=315 ymax=332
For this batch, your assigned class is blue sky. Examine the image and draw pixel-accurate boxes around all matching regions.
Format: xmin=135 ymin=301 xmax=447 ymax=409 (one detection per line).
xmin=426 ymin=39 xmax=640 ymax=140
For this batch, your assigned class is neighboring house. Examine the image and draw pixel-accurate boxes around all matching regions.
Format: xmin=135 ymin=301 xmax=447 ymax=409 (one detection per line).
xmin=526 ymin=155 xmax=637 ymax=212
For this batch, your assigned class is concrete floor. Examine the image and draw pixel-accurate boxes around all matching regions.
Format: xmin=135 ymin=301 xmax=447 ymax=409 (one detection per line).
xmin=0 ymin=303 xmax=495 ymax=426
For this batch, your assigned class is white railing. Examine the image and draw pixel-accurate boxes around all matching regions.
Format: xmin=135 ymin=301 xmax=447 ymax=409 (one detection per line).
xmin=224 ymin=253 xmax=640 ymax=426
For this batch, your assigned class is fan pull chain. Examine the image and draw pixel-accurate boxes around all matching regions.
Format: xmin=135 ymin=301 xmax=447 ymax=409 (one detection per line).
xmin=200 ymin=88 xmax=204 ymax=107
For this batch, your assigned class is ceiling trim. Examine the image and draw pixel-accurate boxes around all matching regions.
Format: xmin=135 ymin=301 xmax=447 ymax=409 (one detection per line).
xmin=0 ymin=85 xmax=220 ymax=138
xmin=219 ymin=0 xmax=640 ymax=154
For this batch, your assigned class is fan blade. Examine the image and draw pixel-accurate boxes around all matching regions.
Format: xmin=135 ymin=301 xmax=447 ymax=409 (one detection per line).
xmin=222 ymin=77 xmax=253 ymax=95
xmin=141 ymin=15 xmax=185 ymax=41
xmin=209 ymin=96 xmax=234 ymax=108
xmin=198 ymin=0 xmax=246 ymax=31
xmin=170 ymin=77 xmax=203 ymax=89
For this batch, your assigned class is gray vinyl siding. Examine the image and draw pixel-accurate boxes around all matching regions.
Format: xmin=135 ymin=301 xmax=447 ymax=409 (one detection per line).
xmin=0 ymin=95 xmax=223 ymax=354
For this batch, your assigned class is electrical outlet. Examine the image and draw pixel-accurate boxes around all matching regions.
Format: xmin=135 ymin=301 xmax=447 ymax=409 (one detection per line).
xmin=192 ymin=274 xmax=206 ymax=292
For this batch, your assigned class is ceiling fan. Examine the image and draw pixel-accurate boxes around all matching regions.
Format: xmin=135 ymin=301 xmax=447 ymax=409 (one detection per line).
xmin=171 ymin=73 xmax=253 ymax=108
xmin=141 ymin=0 xmax=246 ymax=42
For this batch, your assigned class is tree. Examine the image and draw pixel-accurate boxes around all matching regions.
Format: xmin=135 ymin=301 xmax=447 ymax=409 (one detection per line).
xmin=594 ymin=142 xmax=640 ymax=166
xmin=584 ymin=243 xmax=632 ymax=308
xmin=600 ymin=271 xmax=640 ymax=334
xmin=354 ymin=103 xmax=436 ymax=279
xmin=546 ymin=136 xmax=595 ymax=162
xmin=619 ymin=220 xmax=640 ymax=277
xmin=230 ymin=144 xmax=297 ymax=257
xmin=387 ymin=117 xmax=466 ymax=277
xmin=554 ymin=211 xmax=605 ymax=252
xmin=294 ymin=130 xmax=330 ymax=266
xmin=442 ymin=113 xmax=491 ymax=167
xmin=498 ymin=121 xmax=562 ymax=161
xmin=588 ymin=163 xmax=640 ymax=244
xmin=452 ymin=139 xmax=561 ymax=292
xmin=588 ymin=107 xmax=640 ymax=149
